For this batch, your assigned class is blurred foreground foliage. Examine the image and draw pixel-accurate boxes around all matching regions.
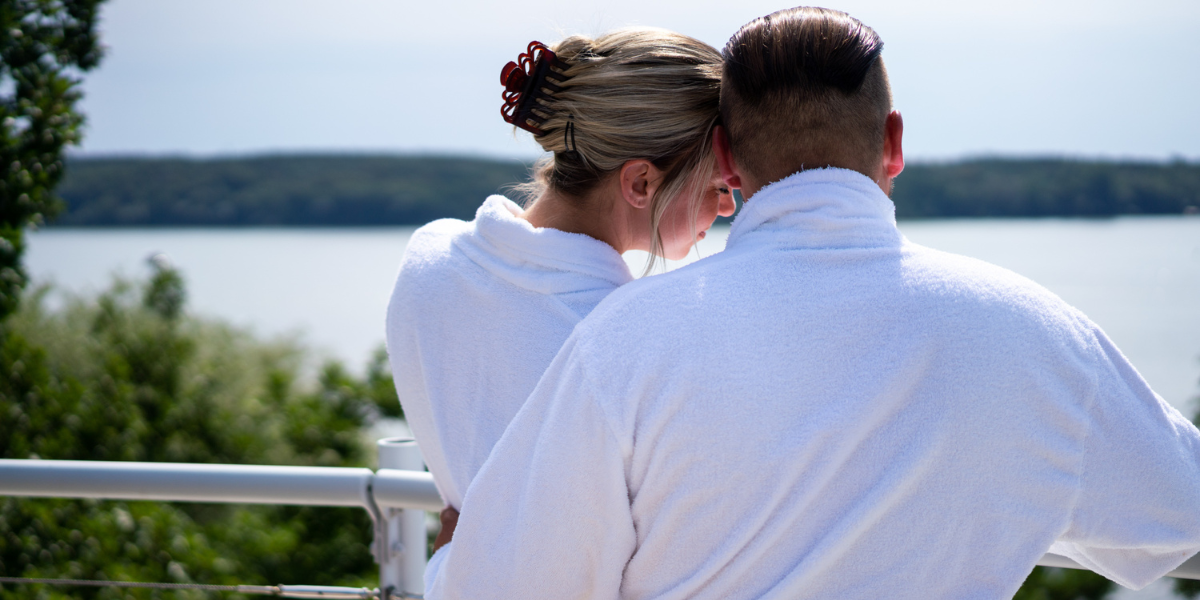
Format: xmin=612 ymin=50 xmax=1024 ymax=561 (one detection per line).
xmin=0 ymin=261 xmax=401 ymax=599
xmin=1015 ymin=565 xmax=1113 ymax=600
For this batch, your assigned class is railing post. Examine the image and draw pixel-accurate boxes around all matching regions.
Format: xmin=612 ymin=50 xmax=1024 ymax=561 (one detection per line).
xmin=376 ymin=438 xmax=428 ymax=600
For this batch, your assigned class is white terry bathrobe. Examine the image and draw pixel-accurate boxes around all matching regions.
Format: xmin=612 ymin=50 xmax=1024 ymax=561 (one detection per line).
xmin=384 ymin=195 xmax=632 ymax=511
xmin=426 ymin=169 xmax=1200 ymax=600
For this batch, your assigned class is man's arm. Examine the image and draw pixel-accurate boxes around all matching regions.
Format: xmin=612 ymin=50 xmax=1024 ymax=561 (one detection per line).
xmin=1051 ymin=324 xmax=1200 ymax=590
xmin=426 ymin=335 xmax=637 ymax=600
xmin=433 ymin=507 xmax=458 ymax=553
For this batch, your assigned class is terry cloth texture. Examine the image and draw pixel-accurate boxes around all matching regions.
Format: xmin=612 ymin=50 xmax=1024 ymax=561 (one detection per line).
xmin=385 ymin=195 xmax=633 ymax=510
xmin=427 ymin=169 xmax=1200 ymax=600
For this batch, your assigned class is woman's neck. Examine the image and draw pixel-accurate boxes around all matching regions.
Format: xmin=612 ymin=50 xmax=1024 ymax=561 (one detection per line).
xmin=520 ymin=185 xmax=636 ymax=254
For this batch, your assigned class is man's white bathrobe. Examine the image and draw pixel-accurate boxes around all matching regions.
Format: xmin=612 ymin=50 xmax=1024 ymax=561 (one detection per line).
xmin=385 ymin=195 xmax=632 ymax=510
xmin=426 ymin=169 xmax=1200 ymax=599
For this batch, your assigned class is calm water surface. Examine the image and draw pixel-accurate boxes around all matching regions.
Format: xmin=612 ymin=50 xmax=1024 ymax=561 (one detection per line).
xmin=27 ymin=216 xmax=1200 ymax=416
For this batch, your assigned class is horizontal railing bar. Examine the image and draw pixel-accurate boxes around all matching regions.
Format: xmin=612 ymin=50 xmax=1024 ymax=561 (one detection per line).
xmin=0 ymin=459 xmax=374 ymax=507
xmin=373 ymin=469 xmax=443 ymax=512
xmin=1038 ymin=551 xmax=1200 ymax=581
xmin=3 ymin=459 xmax=1195 ymax=582
xmin=0 ymin=459 xmax=445 ymax=513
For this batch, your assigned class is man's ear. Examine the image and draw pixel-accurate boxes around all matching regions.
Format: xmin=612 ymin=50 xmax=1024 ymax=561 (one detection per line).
xmin=712 ymin=125 xmax=743 ymax=190
xmin=882 ymin=110 xmax=904 ymax=180
xmin=619 ymin=159 xmax=660 ymax=210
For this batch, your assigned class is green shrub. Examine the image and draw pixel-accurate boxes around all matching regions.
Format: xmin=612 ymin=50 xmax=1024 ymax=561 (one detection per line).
xmin=0 ymin=262 xmax=400 ymax=598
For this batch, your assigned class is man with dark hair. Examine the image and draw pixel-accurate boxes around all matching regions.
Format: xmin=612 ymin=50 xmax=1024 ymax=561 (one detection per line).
xmin=426 ymin=8 xmax=1200 ymax=600
xmin=719 ymin=7 xmax=896 ymax=189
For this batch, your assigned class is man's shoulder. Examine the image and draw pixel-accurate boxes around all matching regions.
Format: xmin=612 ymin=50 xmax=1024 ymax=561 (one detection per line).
xmin=901 ymin=242 xmax=1072 ymax=307
xmin=898 ymin=241 xmax=1095 ymax=344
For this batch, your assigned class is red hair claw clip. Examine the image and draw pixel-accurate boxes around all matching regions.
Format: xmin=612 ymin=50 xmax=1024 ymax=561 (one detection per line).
xmin=501 ymin=41 xmax=572 ymax=136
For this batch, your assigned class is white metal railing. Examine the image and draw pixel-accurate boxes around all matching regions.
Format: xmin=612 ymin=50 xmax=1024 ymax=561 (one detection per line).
xmin=0 ymin=437 xmax=437 ymax=599
xmin=0 ymin=460 xmax=377 ymax=506
xmin=3 ymin=436 xmax=1199 ymax=597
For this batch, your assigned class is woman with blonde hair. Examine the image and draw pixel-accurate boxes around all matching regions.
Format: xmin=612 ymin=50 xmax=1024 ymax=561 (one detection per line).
xmin=384 ymin=27 xmax=734 ymax=555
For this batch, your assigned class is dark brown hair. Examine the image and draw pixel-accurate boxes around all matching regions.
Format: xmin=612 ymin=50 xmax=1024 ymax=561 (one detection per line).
xmin=721 ymin=7 xmax=892 ymax=182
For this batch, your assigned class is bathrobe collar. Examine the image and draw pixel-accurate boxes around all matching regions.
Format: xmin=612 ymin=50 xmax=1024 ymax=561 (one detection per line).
xmin=454 ymin=195 xmax=633 ymax=295
xmin=727 ymin=167 xmax=903 ymax=252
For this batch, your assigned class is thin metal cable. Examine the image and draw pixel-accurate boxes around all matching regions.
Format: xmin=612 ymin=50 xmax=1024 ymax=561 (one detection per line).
xmin=0 ymin=577 xmax=406 ymax=598
xmin=0 ymin=576 xmax=276 ymax=593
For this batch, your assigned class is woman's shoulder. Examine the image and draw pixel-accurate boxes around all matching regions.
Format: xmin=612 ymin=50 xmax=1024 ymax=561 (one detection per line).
xmin=411 ymin=216 xmax=473 ymax=247
xmin=389 ymin=217 xmax=480 ymax=320
xmin=394 ymin=196 xmax=523 ymax=285
xmin=406 ymin=196 xmax=521 ymax=248
xmin=399 ymin=196 xmax=515 ymax=270
xmin=400 ymin=218 xmax=473 ymax=268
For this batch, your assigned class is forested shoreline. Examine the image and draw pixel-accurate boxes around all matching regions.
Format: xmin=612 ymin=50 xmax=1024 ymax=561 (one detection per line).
xmin=53 ymin=155 xmax=1200 ymax=227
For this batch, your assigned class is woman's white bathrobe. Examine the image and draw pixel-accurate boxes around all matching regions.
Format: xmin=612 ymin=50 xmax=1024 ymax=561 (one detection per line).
xmin=427 ymin=169 xmax=1200 ymax=600
xmin=384 ymin=195 xmax=632 ymax=511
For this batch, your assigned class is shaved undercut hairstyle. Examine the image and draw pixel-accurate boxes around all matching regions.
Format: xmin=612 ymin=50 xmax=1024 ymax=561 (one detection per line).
xmin=721 ymin=7 xmax=892 ymax=182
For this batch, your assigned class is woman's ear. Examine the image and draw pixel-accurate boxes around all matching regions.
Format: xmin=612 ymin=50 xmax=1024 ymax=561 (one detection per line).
xmin=619 ymin=159 xmax=661 ymax=210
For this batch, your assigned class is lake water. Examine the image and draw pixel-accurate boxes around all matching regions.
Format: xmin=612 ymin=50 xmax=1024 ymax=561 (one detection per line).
xmin=24 ymin=217 xmax=1200 ymax=599
xmin=28 ymin=216 xmax=1200 ymax=416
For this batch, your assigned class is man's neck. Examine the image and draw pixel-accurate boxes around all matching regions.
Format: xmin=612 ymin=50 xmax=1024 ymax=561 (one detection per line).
xmin=742 ymin=162 xmax=889 ymax=202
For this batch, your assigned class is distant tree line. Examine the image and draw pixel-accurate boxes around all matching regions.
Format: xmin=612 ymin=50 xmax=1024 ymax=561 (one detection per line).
xmin=50 ymin=155 xmax=1200 ymax=227
xmin=894 ymin=158 xmax=1200 ymax=219
xmin=54 ymin=155 xmax=531 ymax=227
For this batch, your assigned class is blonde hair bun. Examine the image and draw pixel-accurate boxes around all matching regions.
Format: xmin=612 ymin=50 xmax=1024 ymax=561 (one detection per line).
xmin=509 ymin=28 xmax=723 ymax=264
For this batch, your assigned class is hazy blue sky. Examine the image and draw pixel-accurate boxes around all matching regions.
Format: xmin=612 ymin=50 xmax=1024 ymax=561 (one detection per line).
xmin=75 ymin=0 xmax=1200 ymax=161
